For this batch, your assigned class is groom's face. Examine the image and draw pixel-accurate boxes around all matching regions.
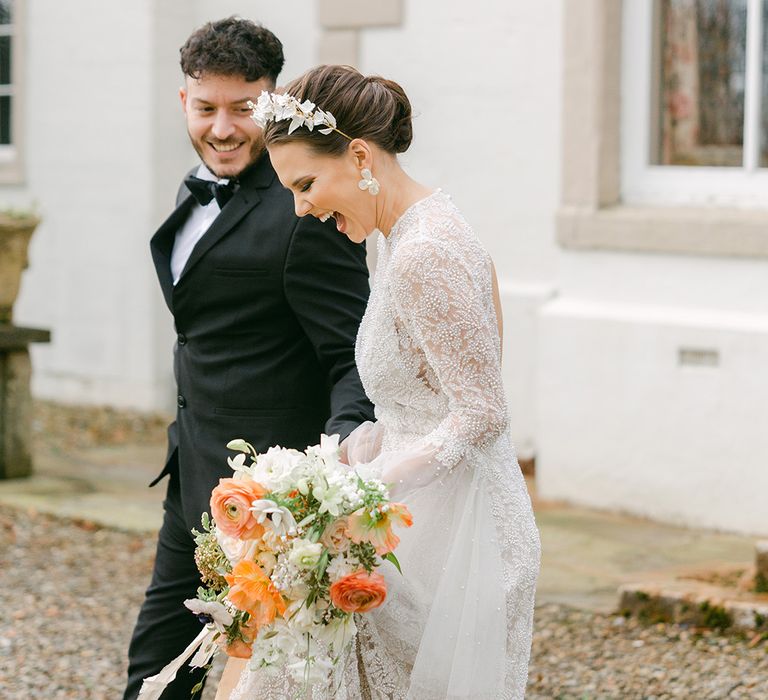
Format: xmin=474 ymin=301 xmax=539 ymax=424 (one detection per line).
xmin=180 ymin=73 xmax=273 ymax=179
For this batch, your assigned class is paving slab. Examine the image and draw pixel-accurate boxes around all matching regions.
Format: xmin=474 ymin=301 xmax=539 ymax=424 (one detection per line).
xmin=0 ymin=443 xmax=166 ymax=532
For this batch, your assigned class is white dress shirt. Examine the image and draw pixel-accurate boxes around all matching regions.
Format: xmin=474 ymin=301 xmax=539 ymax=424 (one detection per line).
xmin=170 ymin=164 xmax=232 ymax=285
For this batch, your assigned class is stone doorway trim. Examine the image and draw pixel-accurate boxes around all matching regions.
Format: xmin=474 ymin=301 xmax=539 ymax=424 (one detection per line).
xmin=317 ymin=0 xmax=403 ymax=67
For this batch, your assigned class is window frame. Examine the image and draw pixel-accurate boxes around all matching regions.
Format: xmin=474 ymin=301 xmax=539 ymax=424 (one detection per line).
xmin=621 ymin=0 xmax=768 ymax=209
xmin=558 ymin=0 xmax=768 ymax=259
xmin=0 ymin=0 xmax=24 ymax=184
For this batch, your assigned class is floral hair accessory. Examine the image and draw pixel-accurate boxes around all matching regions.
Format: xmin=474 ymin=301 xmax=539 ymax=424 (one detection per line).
xmin=249 ymin=90 xmax=353 ymax=139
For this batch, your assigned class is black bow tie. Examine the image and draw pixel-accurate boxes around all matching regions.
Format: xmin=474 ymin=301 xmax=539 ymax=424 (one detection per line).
xmin=184 ymin=174 xmax=237 ymax=209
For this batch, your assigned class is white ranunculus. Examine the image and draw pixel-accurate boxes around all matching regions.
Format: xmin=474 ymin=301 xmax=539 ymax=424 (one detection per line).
xmin=288 ymin=539 xmax=324 ymax=570
xmin=251 ymin=446 xmax=302 ymax=492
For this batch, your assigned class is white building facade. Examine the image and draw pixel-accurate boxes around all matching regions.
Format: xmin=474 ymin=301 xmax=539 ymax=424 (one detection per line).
xmin=2 ymin=0 xmax=767 ymax=535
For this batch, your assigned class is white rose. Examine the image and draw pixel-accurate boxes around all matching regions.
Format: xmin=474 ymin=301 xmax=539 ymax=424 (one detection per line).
xmin=288 ymin=539 xmax=324 ymax=570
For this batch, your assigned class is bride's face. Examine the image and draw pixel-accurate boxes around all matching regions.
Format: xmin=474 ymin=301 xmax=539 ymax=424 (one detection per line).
xmin=268 ymin=141 xmax=377 ymax=244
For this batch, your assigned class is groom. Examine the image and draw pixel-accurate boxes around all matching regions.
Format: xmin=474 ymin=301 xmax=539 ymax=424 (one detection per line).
xmin=123 ymin=17 xmax=374 ymax=699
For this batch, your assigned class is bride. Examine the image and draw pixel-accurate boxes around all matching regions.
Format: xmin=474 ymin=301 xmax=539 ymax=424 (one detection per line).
xmin=217 ymin=64 xmax=540 ymax=699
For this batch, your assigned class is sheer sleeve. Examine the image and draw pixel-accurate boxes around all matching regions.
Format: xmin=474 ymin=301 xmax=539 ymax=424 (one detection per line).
xmin=363 ymin=223 xmax=509 ymax=496
xmin=340 ymin=420 xmax=384 ymax=466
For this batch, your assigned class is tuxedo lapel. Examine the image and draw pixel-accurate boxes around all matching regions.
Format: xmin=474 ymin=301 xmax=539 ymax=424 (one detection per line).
xmin=176 ymin=153 xmax=277 ymax=283
xmin=150 ymin=195 xmax=195 ymax=309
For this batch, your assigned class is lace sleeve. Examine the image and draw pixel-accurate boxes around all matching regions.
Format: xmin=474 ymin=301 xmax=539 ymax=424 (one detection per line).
xmin=388 ymin=228 xmax=508 ymax=470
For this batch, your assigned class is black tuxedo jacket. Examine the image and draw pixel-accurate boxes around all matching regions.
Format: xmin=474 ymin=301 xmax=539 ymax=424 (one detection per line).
xmin=149 ymin=152 xmax=374 ymax=529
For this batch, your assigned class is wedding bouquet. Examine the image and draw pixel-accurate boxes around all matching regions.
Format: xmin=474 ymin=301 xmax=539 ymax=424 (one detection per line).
xmin=140 ymin=434 xmax=412 ymax=698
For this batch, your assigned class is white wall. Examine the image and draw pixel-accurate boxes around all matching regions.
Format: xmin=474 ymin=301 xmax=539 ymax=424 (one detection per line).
xmin=13 ymin=0 xmax=159 ymax=408
xmin=536 ymin=246 xmax=768 ymax=535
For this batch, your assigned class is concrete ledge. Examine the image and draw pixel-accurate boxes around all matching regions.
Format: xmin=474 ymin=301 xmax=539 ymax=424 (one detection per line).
xmin=319 ymin=0 xmax=403 ymax=29
xmin=558 ymin=205 xmax=768 ymax=258
xmin=0 ymin=325 xmax=51 ymax=350
xmin=619 ymin=580 xmax=768 ymax=632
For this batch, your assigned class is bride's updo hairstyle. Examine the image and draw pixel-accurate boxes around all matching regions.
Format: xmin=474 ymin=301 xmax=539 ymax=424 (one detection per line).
xmin=263 ymin=64 xmax=413 ymax=156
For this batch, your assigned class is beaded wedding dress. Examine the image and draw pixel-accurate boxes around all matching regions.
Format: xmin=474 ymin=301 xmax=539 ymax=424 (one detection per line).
xmin=231 ymin=190 xmax=540 ymax=699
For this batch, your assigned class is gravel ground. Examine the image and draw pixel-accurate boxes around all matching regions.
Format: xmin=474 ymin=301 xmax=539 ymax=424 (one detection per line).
xmin=1 ymin=504 xmax=767 ymax=699
xmin=0 ymin=505 xmax=222 ymax=699
xmin=527 ymin=605 xmax=768 ymax=699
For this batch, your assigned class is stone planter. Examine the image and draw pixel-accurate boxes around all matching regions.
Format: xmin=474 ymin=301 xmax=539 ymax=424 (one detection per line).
xmin=0 ymin=212 xmax=40 ymax=323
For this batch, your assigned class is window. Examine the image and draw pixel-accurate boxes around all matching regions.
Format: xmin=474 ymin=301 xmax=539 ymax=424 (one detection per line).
xmin=0 ymin=0 xmax=22 ymax=182
xmin=558 ymin=1 xmax=768 ymax=258
xmin=622 ymin=0 xmax=768 ymax=208
xmin=0 ymin=0 xmax=12 ymax=148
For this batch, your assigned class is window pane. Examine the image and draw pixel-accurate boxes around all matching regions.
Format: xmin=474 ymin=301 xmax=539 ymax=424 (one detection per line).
xmin=0 ymin=95 xmax=10 ymax=145
xmin=0 ymin=1 xmax=11 ymax=25
xmin=761 ymin=0 xmax=768 ymax=167
xmin=0 ymin=35 xmax=10 ymax=85
xmin=655 ymin=0 xmax=747 ymax=166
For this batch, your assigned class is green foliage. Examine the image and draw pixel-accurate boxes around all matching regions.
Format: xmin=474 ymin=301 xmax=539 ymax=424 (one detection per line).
xmin=349 ymin=541 xmax=378 ymax=573
xmin=383 ymin=551 xmax=402 ymax=575
xmin=698 ymin=601 xmax=732 ymax=630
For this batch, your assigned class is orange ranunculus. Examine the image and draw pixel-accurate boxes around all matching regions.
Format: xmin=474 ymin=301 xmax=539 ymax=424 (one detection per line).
xmin=210 ymin=478 xmax=268 ymax=540
xmin=225 ymin=559 xmax=287 ymax=628
xmin=347 ymin=502 xmax=413 ymax=555
xmin=329 ymin=571 xmax=387 ymax=613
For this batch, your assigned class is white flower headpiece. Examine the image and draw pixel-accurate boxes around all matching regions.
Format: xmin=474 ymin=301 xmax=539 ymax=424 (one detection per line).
xmin=248 ymin=90 xmax=352 ymax=140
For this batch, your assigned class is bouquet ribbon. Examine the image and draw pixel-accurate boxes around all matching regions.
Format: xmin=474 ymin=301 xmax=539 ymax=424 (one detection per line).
xmin=138 ymin=625 xmax=217 ymax=699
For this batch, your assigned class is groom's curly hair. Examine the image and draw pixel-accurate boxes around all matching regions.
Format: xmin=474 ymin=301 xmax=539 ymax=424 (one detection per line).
xmin=180 ymin=16 xmax=284 ymax=84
